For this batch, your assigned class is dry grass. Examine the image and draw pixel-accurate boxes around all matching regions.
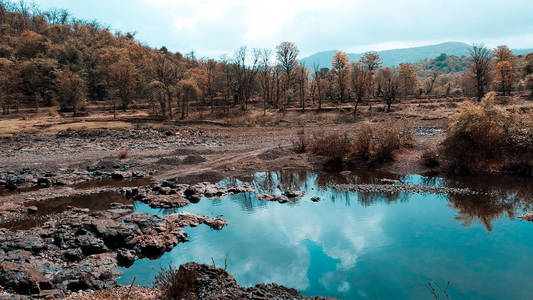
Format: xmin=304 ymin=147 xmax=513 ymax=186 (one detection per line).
xmin=154 ymin=265 xmax=198 ymax=300
xmin=442 ymin=92 xmax=533 ymax=175
xmin=302 ymin=121 xmax=413 ymax=169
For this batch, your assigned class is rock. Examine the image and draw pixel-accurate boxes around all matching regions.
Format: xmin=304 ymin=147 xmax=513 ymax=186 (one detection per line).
xmin=27 ymin=206 xmax=38 ymax=214
xmin=256 ymin=194 xmax=289 ymax=204
xmin=284 ymin=190 xmax=305 ymax=198
xmin=0 ymin=205 xmax=226 ymax=297
xmin=311 ymin=197 xmax=321 ymax=202
xmin=519 ymin=212 xmax=533 ymax=222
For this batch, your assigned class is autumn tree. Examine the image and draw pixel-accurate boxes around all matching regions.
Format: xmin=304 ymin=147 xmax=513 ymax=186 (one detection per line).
xmin=332 ymin=51 xmax=350 ymax=103
xmin=19 ymin=58 xmax=58 ymax=110
xmin=350 ymin=62 xmax=370 ymax=117
xmin=177 ymin=79 xmax=201 ymax=119
xmin=109 ymin=59 xmax=137 ymax=111
xmin=311 ymin=63 xmax=327 ymax=110
xmin=151 ymin=53 xmax=184 ymax=119
xmin=424 ymin=71 xmax=439 ymax=96
xmin=55 ymin=67 xmax=86 ymax=116
xmin=495 ymin=61 xmax=513 ymax=96
xmin=525 ymin=53 xmax=533 ymax=75
xmin=276 ymin=41 xmax=299 ymax=109
xmin=0 ymin=58 xmax=21 ymax=114
xmin=398 ymin=63 xmax=418 ymax=99
xmin=470 ymin=44 xmax=492 ymax=101
xmin=526 ymin=74 xmax=533 ymax=96
xmin=376 ymin=67 xmax=399 ymax=112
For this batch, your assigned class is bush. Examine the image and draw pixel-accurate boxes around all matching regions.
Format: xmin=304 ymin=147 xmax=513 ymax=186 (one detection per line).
xmin=309 ymin=131 xmax=352 ymax=168
xmin=154 ymin=265 xmax=198 ymax=300
xmin=422 ymin=149 xmax=440 ymax=168
xmin=441 ymin=92 xmax=532 ymax=175
xmin=118 ymin=150 xmax=129 ymax=159
xmin=304 ymin=121 xmax=411 ymax=169
xmin=292 ymin=128 xmax=308 ymax=153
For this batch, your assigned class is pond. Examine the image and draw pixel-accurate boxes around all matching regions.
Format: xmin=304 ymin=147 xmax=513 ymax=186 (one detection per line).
xmin=119 ymin=170 xmax=533 ymax=299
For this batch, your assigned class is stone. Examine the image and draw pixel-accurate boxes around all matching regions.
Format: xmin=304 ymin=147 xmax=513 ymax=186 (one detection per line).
xmin=283 ymin=190 xmax=305 ymax=198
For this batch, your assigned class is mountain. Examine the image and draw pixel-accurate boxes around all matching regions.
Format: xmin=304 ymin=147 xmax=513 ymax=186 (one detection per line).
xmin=300 ymin=41 xmax=533 ymax=69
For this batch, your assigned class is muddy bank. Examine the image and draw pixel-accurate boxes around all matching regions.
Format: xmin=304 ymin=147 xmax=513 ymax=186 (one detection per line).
xmin=0 ymin=204 xmax=226 ymax=298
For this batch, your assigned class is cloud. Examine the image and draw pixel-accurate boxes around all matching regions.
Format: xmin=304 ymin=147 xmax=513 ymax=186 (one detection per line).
xmin=33 ymin=0 xmax=533 ymax=64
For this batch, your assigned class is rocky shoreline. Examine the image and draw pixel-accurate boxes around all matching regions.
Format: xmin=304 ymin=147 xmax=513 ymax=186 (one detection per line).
xmin=66 ymin=263 xmax=332 ymax=300
xmin=0 ymin=204 xmax=227 ymax=298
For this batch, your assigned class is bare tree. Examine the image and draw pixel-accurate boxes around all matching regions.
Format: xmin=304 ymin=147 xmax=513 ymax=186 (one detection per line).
xmin=376 ymin=67 xmax=399 ymax=112
xmin=260 ymin=48 xmax=273 ymax=115
xmin=470 ymin=44 xmax=492 ymax=101
xmin=350 ymin=62 xmax=371 ymax=117
xmin=332 ymin=51 xmax=350 ymax=103
xmin=276 ymin=42 xmax=299 ymax=110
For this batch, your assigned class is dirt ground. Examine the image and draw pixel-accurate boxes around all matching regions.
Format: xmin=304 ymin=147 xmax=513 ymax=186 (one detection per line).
xmin=1 ymin=95 xmax=530 ymax=208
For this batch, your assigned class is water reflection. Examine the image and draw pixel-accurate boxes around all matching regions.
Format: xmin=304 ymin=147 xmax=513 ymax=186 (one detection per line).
xmin=120 ymin=171 xmax=533 ymax=299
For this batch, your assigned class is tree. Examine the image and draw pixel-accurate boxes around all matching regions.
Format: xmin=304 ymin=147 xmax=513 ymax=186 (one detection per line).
xmin=524 ymin=52 xmax=533 ymax=75
xmin=398 ymin=63 xmax=418 ymax=99
xmin=0 ymin=58 xmax=21 ymax=114
xmin=312 ymin=63 xmax=324 ymax=110
xmin=295 ymin=65 xmax=308 ymax=112
xmin=495 ymin=61 xmax=513 ymax=96
xmin=151 ymin=53 xmax=183 ymax=119
xmin=360 ymin=52 xmax=382 ymax=110
xmin=109 ymin=59 xmax=137 ymax=110
xmin=425 ymin=71 xmax=439 ymax=96
xmin=493 ymin=45 xmax=515 ymax=64
xmin=350 ymin=62 xmax=370 ymax=117
xmin=177 ymin=79 xmax=200 ymax=119
xmin=332 ymin=51 xmax=350 ymax=103
xmin=19 ymin=58 xmax=58 ymax=110
xmin=469 ymin=44 xmax=492 ymax=101
xmin=376 ymin=67 xmax=399 ymax=112
xmin=361 ymin=52 xmax=382 ymax=74
xmin=259 ymin=48 xmax=273 ymax=115
xmin=55 ymin=67 xmax=86 ymax=116
xmin=276 ymin=42 xmax=299 ymax=109
xmin=526 ymin=74 xmax=533 ymax=96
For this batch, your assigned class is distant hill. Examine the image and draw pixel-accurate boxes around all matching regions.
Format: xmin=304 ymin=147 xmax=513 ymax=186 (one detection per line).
xmin=300 ymin=42 xmax=533 ymax=69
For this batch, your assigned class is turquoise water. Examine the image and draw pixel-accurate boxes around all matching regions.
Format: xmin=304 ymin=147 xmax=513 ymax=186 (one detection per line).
xmin=119 ymin=171 xmax=533 ymax=299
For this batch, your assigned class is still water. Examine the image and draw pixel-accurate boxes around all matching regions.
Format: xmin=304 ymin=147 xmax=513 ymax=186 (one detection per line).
xmin=119 ymin=171 xmax=533 ymax=299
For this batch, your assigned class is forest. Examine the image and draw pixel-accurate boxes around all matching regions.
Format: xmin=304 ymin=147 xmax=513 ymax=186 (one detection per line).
xmin=1 ymin=0 xmax=533 ymax=120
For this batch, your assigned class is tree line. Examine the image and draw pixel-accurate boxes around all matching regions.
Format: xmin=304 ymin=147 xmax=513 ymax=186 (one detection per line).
xmin=1 ymin=0 xmax=533 ymax=119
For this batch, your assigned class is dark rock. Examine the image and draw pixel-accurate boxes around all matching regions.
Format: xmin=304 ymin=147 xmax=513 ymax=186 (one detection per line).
xmin=311 ymin=197 xmax=321 ymax=202
xmin=284 ymin=190 xmax=305 ymax=198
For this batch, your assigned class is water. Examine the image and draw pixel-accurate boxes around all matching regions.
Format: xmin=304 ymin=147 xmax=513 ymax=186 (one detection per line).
xmin=119 ymin=171 xmax=533 ymax=299
xmin=1 ymin=191 xmax=130 ymax=230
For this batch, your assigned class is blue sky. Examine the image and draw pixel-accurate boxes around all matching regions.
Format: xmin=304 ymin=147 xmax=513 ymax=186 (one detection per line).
xmin=31 ymin=0 xmax=533 ymax=58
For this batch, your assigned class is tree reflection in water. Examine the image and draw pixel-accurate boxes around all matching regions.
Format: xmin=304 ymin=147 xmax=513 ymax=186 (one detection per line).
xmin=232 ymin=170 xmax=532 ymax=231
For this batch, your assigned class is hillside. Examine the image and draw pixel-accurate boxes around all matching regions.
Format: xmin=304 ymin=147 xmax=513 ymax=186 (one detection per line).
xmin=301 ymin=41 xmax=533 ymax=69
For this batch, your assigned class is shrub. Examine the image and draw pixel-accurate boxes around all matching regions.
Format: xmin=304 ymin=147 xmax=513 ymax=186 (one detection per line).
xmin=441 ymin=92 xmax=532 ymax=175
xmin=154 ymin=265 xmax=198 ymax=300
xmin=372 ymin=126 xmax=401 ymax=162
xmin=292 ymin=128 xmax=308 ymax=153
xmin=118 ymin=150 xmax=129 ymax=159
xmin=422 ymin=149 xmax=440 ymax=168
xmin=352 ymin=123 xmax=373 ymax=159
xmin=309 ymin=131 xmax=351 ymax=163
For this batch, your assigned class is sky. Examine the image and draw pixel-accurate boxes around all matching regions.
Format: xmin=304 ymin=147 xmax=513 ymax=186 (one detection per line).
xmin=30 ymin=0 xmax=533 ymax=58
